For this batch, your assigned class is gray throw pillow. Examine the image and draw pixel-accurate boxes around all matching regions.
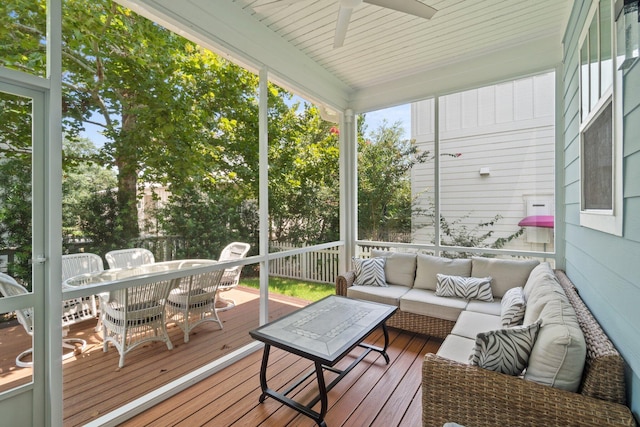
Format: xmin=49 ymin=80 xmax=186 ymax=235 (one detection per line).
xmin=470 ymin=320 xmax=542 ymax=376
xmin=435 ymin=274 xmax=493 ymax=302
xmin=501 ymin=286 xmax=526 ymax=327
xmin=352 ymin=257 xmax=387 ymax=287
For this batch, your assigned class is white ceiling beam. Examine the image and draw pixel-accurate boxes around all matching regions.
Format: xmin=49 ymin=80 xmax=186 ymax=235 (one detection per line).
xmin=349 ymin=35 xmax=563 ymax=113
xmin=116 ymin=0 xmax=353 ymax=110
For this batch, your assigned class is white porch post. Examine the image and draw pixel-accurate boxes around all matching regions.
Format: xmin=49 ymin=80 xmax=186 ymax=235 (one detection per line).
xmin=258 ymin=66 xmax=269 ymax=325
xmin=46 ymin=0 xmax=64 ymax=425
xmin=339 ymin=108 xmax=357 ymax=273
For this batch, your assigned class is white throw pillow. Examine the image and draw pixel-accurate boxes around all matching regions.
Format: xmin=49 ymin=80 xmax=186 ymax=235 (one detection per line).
xmin=501 ymin=286 xmax=526 ymax=327
xmin=435 ymin=274 xmax=493 ymax=302
xmin=352 ymin=257 xmax=387 ymax=287
xmin=470 ymin=320 xmax=542 ymax=376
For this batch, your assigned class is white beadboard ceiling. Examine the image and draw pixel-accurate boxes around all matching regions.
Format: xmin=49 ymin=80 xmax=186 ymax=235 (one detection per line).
xmin=119 ymin=0 xmax=572 ymax=112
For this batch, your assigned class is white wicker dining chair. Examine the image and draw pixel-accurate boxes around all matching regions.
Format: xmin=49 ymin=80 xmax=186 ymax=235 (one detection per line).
xmin=0 ymin=272 xmax=87 ymax=368
xmin=105 ymin=248 xmax=155 ymax=269
xmin=62 ymin=253 xmax=104 ymax=322
xmin=216 ymin=242 xmax=250 ymax=311
xmin=166 ymin=260 xmax=224 ymax=343
xmin=95 ymin=270 xmax=175 ymax=368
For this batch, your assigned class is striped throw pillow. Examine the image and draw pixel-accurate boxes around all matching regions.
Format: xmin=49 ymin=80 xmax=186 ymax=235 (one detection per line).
xmin=435 ymin=274 xmax=493 ymax=302
xmin=352 ymin=257 xmax=387 ymax=287
xmin=501 ymin=286 xmax=526 ymax=327
xmin=470 ymin=320 xmax=542 ymax=376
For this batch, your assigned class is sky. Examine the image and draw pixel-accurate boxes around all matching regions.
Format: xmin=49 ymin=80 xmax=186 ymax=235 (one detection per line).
xmin=362 ymin=104 xmax=411 ymax=140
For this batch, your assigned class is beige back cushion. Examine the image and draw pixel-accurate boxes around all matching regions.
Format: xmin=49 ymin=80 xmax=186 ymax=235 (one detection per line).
xmin=414 ymin=254 xmax=471 ymax=291
xmin=523 ymin=263 xmax=569 ymax=325
xmin=370 ymin=250 xmax=416 ymax=288
xmin=524 ymin=298 xmax=586 ymax=392
xmin=471 ymin=257 xmax=539 ymax=298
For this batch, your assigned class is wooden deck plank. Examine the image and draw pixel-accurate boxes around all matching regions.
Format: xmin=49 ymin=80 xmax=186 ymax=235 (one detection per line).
xmin=1 ymin=288 xmax=441 ymax=426
xmin=62 ymin=289 xmax=306 ymax=426
xmin=121 ymin=327 xmax=440 ymax=427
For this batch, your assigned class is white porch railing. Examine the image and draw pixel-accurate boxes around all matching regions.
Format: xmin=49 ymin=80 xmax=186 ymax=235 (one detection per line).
xmin=268 ymin=241 xmax=339 ymax=284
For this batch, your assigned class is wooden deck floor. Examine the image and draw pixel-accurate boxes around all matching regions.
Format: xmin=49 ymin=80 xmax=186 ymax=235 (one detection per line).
xmin=0 ymin=289 xmax=441 ymax=426
xmin=121 ymin=326 xmax=441 ymax=426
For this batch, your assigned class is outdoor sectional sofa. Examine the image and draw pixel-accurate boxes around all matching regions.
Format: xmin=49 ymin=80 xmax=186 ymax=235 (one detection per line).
xmin=335 ymin=252 xmax=637 ymax=426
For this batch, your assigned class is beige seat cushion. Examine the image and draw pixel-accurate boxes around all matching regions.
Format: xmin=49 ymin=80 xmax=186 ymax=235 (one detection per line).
xmin=399 ymin=288 xmax=468 ymax=321
xmin=371 ymin=250 xmax=417 ymax=287
xmin=436 ymin=334 xmax=475 ymax=364
xmin=346 ymin=284 xmax=410 ymax=306
xmin=471 ymin=257 xmax=539 ymax=298
xmin=414 ymin=255 xmax=472 ymax=291
xmin=450 ymin=311 xmax=502 ymax=340
xmin=524 ymin=298 xmax=586 ymax=392
xmin=466 ymin=299 xmax=502 ymax=316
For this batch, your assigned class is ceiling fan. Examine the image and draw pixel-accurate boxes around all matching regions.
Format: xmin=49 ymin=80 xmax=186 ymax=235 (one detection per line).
xmin=252 ymin=0 xmax=437 ymax=48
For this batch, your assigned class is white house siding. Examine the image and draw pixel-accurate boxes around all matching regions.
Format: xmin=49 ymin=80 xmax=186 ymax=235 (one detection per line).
xmin=411 ymin=72 xmax=556 ymax=252
xmin=563 ymin=0 xmax=640 ymax=420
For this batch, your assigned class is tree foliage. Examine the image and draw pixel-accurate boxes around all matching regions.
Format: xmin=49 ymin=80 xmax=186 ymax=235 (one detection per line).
xmin=62 ymin=137 xmax=117 ymax=239
xmin=357 ymin=117 xmax=428 ymax=241
xmin=268 ymin=102 xmax=340 ymax=244
xmin=0 ymin=156 xmax=32 ymax=285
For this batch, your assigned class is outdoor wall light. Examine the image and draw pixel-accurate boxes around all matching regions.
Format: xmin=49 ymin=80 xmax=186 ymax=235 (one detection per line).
xmin=616 ymin=0 xmax=640 ymax=69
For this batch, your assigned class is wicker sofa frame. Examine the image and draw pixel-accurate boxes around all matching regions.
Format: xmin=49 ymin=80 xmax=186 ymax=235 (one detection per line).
xmin=335 ymin=269 xmax=637 ymax=426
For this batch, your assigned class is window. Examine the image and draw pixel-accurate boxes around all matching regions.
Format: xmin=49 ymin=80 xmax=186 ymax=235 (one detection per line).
xmin=578 ymin=0 xmax=623 ymax=235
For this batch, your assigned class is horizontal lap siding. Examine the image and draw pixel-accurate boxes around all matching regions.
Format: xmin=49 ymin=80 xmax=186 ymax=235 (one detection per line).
xmin=562 ymin=0 xmax=640 ymax=421
xmin=411 ymin=73 xmax=555 ymax=251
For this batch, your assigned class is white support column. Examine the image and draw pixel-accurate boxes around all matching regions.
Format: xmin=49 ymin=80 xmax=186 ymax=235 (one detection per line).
xmin=46 ymin=1 xmax=64 ymax=426
xmin=258 ymin=67 xmax=269 ymax=325
xmin=553 ymin=65 xmax=565 ymax=268
xmin=339 ymin=108 xmax=357 ymax=272
xmin=433 ymin=97 xmax=441 ymax=256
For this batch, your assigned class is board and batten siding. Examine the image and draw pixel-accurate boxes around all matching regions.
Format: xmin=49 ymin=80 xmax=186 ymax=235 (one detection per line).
xmin=563 ymin=0 xmax=640 ymax=421
xmin=411 ymin=72 xmax=556 ymax=251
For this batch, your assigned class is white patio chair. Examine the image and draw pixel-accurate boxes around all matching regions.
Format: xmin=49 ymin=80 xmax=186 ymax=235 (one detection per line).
xmin=62 ymin=253 xmax=104 ymax=322
xmin=216 ymin=242 xmax=250 ymax=311
xmin=105 ymin=248 xmax=155 ymax=269
xmin=97 ymin=271 xmax=175 ymax=368
xmin=0 ymin=272 xmax=87 ymax=368
xmin=166 ymin=260 xmax=224 ymax=343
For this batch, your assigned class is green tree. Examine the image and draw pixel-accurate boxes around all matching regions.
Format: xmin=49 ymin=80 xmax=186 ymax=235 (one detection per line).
xmin=62 ymin=137 xmax=117 ymax=240
xmin=3 ymin=0 xmax=268 ymax=242
xmin=357 ymin=118 xmax=428 ymax=241
xmin=268 ymin=101 xmax=340 ymax=244
xmin=0 ymin=156 xmax=32 ymax=285
xmin=0 ymin=88 xmax=34 ymax=285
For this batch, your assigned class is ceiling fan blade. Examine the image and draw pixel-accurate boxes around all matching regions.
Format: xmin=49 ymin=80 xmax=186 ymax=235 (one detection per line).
xmin=251 ymin=0 xmax=310 ymax=12
xmin=333 ymin=6 xmax=354 ymax=48
xmin=363 ymin=0 xmax=437 ymax=19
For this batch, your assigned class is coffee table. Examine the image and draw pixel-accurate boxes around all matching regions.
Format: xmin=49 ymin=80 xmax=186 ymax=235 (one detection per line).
xmin=249 ymin=295 xmax=397 ymax=427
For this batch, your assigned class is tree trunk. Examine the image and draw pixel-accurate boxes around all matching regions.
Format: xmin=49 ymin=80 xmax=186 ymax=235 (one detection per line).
xmin=115 ymin=110 xmax=140 ymax=242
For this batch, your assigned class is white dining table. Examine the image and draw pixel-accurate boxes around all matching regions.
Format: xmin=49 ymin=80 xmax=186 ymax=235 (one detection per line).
xmin=62 ymin=259 xmax=220 ymax=299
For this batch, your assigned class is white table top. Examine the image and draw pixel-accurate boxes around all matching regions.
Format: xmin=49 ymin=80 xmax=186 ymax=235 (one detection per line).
xmin=63 ymin=259 xmax=218 ymax=288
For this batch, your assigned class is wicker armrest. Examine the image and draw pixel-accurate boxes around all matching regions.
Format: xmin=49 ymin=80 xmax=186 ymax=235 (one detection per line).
xmin=336 ymin=270 xmax=356 ymax=296
xmin=422 ymin=353 xmax=636 ymax=427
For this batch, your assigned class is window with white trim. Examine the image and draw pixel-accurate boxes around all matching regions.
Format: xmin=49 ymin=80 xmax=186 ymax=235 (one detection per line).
xmin=578 ymin=0 xmax=623 ymax=235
